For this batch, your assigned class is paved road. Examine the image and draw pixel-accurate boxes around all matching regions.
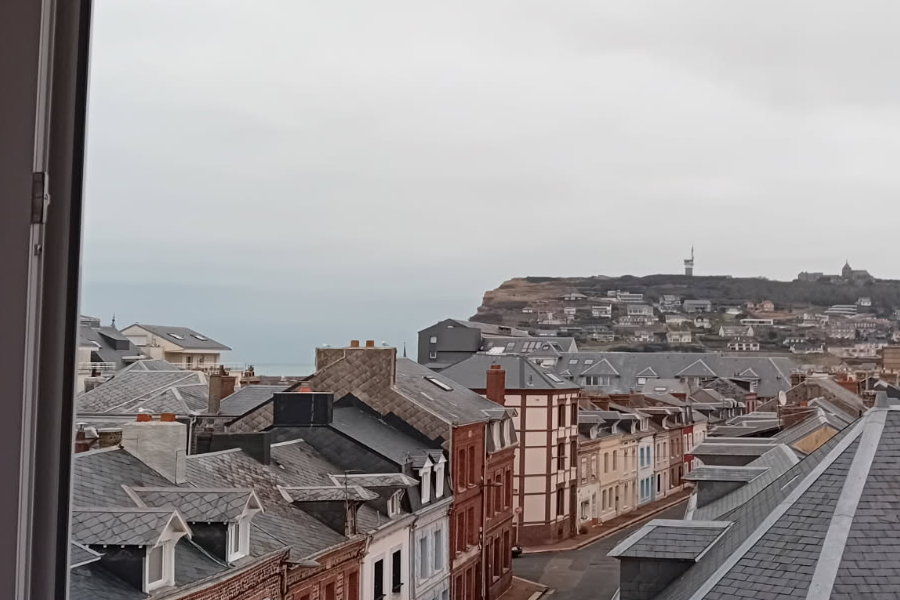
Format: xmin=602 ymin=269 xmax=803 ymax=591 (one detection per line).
xmin=512 ymin=503 xmax=686 ymax=600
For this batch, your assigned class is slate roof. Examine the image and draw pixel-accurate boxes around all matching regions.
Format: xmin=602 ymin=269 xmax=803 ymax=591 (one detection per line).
xmin=691 ymin=442 xmax=778 ymax=458
xmin=76 ymin=362 xmax=208 ymax=415
xmin=480 ymin=336 xmax=578 ymax=354
xmin=440 ymin=354 xmax=579 ymax=392
xmin=329 ymin=473 xmax=419 ymax=488
xmin=396 ymin=357 xmax=521 ymax=423
xmin=553 ymin=352 xmax=792 ymax=397
xmin=650 ymin=406 xmax=900 ymax=599
xmin=70 ymin=542 xmax=102 ymax=568
xmin=126 ymin=487 xmax=257 ymax=523
xmin=279 ymin=485 xmax=380 ymax=502
xmin=218 ymin=384 xmax=288 ymax=416
xmin=610 ymin=520 xmax=730 ymax=561
xmin=78 ymin=320 xmax=146 ymax=371
xmin=687 ymin=445 xmax=800 ymax=522
xmin=125 ymin=324 xmax=231 ymax=351
xmin=683 ymin=467 xmax=768 ymax=483
xmin=328 ymin=402 xmax=436 ymax=465
xmin=442 ymin=319 xmax=528 ymax=337
xmin=71 ymin=508 xmax=182 ymax=547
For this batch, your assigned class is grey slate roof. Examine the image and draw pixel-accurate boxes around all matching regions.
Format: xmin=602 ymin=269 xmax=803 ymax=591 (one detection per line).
xmin=610 ymin=520 xmax=730 ymax=561
xmin=440 ymin=354 xmax=579 ymax=392
xmin=329 ymin=402 xmax=438 ymax=465
xmin=79 ymin=321 xmax=146 ymax=371
xmin=126 ymin=487 xmax=257 ymax=522
xmin=70 ymin=542 xmax=102 ymax=568
xmin=480 ymin=336 xmax=578 ymax=354
xmin=687 ymin=445 xmax=800 ymax=522
xmin=218 ymin=384 xmax=288 ymax=416
xmin=553 ymin=352 xmax=793 ymax=397
xmin=76 ymin=362 xmax=208 ymax=415
xmin=126 ymin=324 xmax=231 ymax=350
xmin=279 ymin=485 xmax=380 ymax=502
xmin=329 ymin=473 xmax=419 ymax=488
xmin=649 ymin=407 xmax=900 ymax=600
xmin=396 ymin=357 xmax=518 ymax=424
xmin=71 ymin=508 xmax=181 ymax=547
xmin=444 ymin=319 xmax=528 ymax=336
xmin=683 ymin=467 xmax=768 ymax=483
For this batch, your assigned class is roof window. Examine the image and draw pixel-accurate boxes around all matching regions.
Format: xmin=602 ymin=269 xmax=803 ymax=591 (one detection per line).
xmin=168 ymin=333 xmax=185 ymax=340
xmin=191 ymin=334 xmax=207 ymax=341
xmin=584 ymin=359 xmax=594 ymax=365
xmin=547 ymin=374 xmax=564 ymax=383
xmin=424 ymin=376 xmax=453 ymax=392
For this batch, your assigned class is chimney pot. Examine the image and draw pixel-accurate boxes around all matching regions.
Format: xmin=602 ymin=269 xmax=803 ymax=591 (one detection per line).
xmin=136 ymin=413 xmax=152 ymax=422
xmin=365 ymin=340 xmax=375 ymax=348
xmin=299 ymin=385 xmax=312 ymax=392
xmin=160 ymin=413 xmax=176 ymax=422
xmin=350 ymin=340 xmax=360 ymax=348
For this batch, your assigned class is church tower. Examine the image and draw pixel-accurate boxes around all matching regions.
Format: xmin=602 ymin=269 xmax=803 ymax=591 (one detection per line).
xmin=842 ymin=260 xmax=852 ymax=279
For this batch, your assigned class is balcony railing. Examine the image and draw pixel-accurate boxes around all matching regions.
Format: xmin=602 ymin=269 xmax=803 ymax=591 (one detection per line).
xmin=78 ymin=361 xmax=116 ymax=373
xmin=172 ymin=362 xmax=247 ymax=374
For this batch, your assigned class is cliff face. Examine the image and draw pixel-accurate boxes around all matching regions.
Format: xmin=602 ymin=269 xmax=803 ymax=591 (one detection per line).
xmin=472 ymin=274 xmax=900 ymax=326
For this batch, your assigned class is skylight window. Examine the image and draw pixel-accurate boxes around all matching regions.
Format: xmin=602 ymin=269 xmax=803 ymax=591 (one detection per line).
xmin=424 ymin=376 xmax=453 ymax=391
xmin=584 ymin=359 xmax=594 ymax=365
xmin=568 ymin=359 xmax=578 ymax=365
xmin=547 ymin=374 xmax=564 ymax=383
xmin=191 ymin=334 xmax=207 ymax=341
xmin=168 ymin=333 xmax=185 ymax=340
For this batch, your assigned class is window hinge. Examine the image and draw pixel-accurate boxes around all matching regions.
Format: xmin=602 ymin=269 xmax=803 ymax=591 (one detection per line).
xmin=31 ymin=171 xmax=50 ymax=224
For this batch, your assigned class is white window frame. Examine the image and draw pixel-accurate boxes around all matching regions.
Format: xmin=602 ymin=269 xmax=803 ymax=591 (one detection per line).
xmin=145 ymin=541 xmax=174 ymax=592
xmin=421 ymin=465 xmax=432 ymax=504
xmin=435 ymin=459 xmax=445 ymax=498
xmin=433 ymin=527 xmax=443 ymax=573
xmin=228 ymin=517 xmax=251 ymax=561
xmin=430 ymin=336 xmax=438 ymax=343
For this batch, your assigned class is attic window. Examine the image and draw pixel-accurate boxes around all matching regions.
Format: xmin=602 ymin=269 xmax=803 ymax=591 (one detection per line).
xmin=584 ymin=359 xmax=595 ymax=365
xmin=547 ymin=374 xmax=564 ymax=383
xmin=191 ymin=334 xmax=207 ymax=341
xmin=145 ymin=541 xmax=174 ymax=591
xmin=168 ymin=333 xmax=185 ymax=340
xmin=387 ymin=491 xmax=402 ymax=517
xmin=568 ymin=359 xmax=578 ymax=365
xmin=654 ymin=387 xmax=667 ymax=392
xmin=424 ymin=377 xmax=453 ymax=392
xmin=228 ymin=517 xmax=251 ymax=561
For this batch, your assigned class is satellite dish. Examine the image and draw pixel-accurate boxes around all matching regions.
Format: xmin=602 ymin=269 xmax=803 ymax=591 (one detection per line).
xmin=778 ymin=391 xmax=787 ymax=406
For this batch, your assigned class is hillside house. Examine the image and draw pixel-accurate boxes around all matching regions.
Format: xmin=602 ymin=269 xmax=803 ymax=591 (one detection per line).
xmin=719 ymin=325 xmax=755 ymax=338
xmin=658 ymin=295 xmax=682 ymax=313
xmin=683 ymin=299 xmax=712 ymax=313
xmin=727 ymin=338 xmax=760 ymax=352
xmin=521 ymin=307 xmax=534 ymax=314
xmin=693 ymin=315 xmax=712 ymax=329
xmin=665 ymin=314 xmax=691 ymax=327
xmin=563 ymin=306 xmax=577 ymax=316
xmin=858 ymin=297 xmax=872 ymax=307
xmin=666 ymin=331 xmax=693 ymax=344
xmin=591 ymin=305 xmax=613 ymax=318
xmin=627 ymin=304 xmax=654 ymax=317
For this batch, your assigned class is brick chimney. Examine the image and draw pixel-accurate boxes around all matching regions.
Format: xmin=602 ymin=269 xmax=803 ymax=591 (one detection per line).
xmin=74 ymin=423 xmax=91 ymax=453
xmin=486 ymin=364 xmax=506 ymax=405
xmin=208 ymin=370 xmax=237 ymax=414
xmin=365 ymin=340 xmax=375 ymax=348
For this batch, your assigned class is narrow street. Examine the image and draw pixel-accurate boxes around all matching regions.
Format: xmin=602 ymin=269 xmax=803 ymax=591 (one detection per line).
xmin=513 ymin=502 xmax=687 ymax=600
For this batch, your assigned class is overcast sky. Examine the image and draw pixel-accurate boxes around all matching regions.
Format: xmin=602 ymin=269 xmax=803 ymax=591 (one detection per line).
xmin=81 ymin=1 xmax=900 ymax=366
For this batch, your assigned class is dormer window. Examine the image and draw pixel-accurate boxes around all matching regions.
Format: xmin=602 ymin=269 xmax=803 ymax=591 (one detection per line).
xmin=435 ymin=459 xmax=446 ymax=498
xmin=228 ymin=516 xmax=251 ymax=561
xmin=145 ymin=540 xmax=177 ymax=591
xmin=388 ymin=491 xmax=403 ymax=517
xmin=421 ymin=464 xmax=432 ymax=503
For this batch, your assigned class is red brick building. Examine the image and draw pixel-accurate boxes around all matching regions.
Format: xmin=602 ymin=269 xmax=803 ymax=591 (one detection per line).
xmin=291 ymin=342 xmax=518 ymax=600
